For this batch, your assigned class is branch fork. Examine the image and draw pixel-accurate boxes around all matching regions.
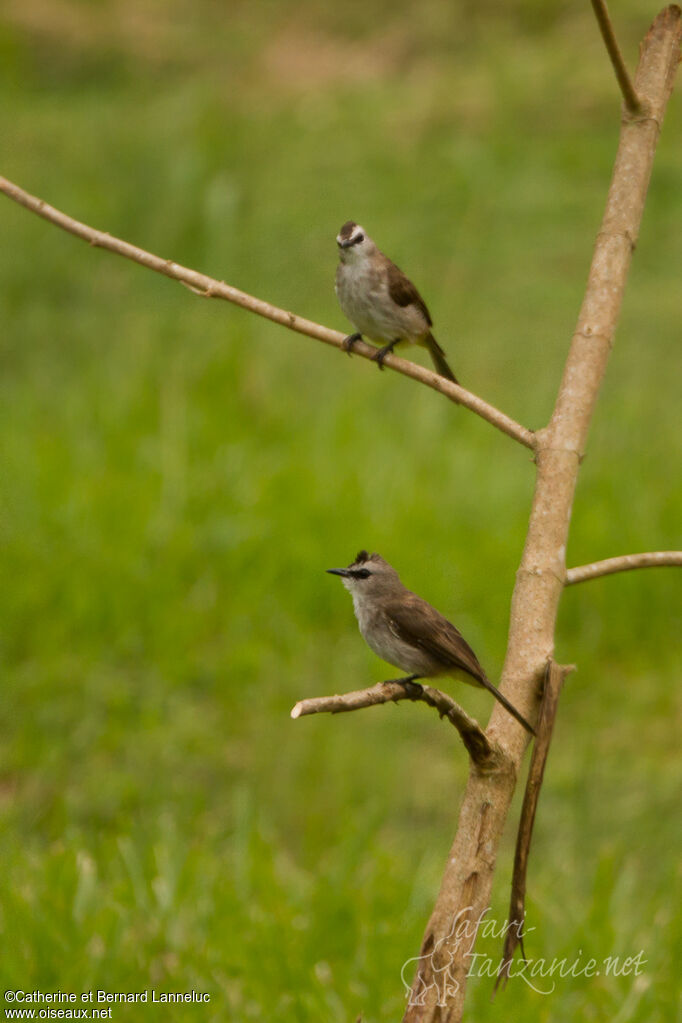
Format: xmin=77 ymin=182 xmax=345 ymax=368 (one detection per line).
xmin=592 ymin=0 xmax=644 ymax=113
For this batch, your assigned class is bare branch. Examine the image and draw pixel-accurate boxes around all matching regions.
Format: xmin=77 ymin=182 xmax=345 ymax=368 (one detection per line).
xmin=0 ymin=175 xmax=535 ymax=451
xmin=566 ymin=550 xmax=682 ymax=585
xmin=493 ymin=661 xmax=573 ymax=994
xmin=291 ymin=680 xmax=504 ymax=771
xmin=591 ymin=0 xmax=643 ymax=113
xmin=403 ymin=8 xmax=682 ymax=1018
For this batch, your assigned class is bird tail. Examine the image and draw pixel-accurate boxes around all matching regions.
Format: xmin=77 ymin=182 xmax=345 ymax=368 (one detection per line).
xmin=476 ymin=674 xmax=536 ymax=735
xmin=424 ymin=333 xmax=458 ymax=384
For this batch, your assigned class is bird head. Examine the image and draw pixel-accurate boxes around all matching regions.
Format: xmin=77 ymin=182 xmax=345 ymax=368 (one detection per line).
xmin=327 ymin=549 xmax=401 ymax=597
xmin=336 ymin=221 xmax=375 ymax=264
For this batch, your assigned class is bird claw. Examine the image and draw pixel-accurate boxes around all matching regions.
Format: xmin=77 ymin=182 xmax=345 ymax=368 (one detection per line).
xmin=382 ymin=675 xmax=422 ymax=689
xmin=342 ymin=332 xmax=361 ymax=356
xmin=372 ymin=341 xmax=398 ymax=370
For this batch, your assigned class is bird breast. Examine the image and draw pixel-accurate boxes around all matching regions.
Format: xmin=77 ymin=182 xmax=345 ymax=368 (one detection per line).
xmin=336 ymin=262 xmax=426 ymax=345
xmin=352 ymin=596 xmax=436 ymax=676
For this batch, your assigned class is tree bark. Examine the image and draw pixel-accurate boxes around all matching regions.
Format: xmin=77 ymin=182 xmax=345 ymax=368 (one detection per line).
xmin=402 ymin=7 xmax=682 ymax=1019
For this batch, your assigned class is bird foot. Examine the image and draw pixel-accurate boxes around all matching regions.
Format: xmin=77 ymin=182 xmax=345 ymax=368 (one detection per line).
xmin=342 ymin=332 xmax=362 ymax=355
xmin=382 ymin=675 xmax=422 ymax=690
xmin=372 ymin=340 xmax=399 ymax=370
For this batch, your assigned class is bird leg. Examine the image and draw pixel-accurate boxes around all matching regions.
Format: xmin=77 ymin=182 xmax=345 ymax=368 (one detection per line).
xmin=342 ymin=332 xmax=362 ymax=355
xmin=372 ymin=338 xmax=400 ymax=369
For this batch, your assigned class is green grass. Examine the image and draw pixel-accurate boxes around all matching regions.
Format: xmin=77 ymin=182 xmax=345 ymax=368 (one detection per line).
xmin=1 ymin=2 xmax=681 ymax=1020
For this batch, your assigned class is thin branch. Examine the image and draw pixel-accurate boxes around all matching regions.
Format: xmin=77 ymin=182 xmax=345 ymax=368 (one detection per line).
xmin=591 ymin=0 xmax=644 ymax=113
xmin=493 ymin=661 xmax=573 ymax=994
xmin=0 ymin=175 xmax=535 ymax=451
xmin=291 ymin=680 xmax=505 ymax=771
xmin=566 ymin=550 xmax=682 ymax=585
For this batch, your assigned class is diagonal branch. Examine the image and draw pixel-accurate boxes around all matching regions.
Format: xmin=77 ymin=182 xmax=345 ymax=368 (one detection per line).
xmin=0 ymin=175 xmax=535 ymax=451
xmin=591 ymin=0 xmax=644 ymax=113
xmin=291 ymin=680 xmax=505 ymax=771
xmin=493 ymin=661 xmax=573 ymax=994
xmin=566 ymin=550 xmax=682 ymax=585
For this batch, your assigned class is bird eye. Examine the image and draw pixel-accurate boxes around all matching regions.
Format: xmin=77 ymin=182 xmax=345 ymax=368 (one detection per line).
xmin=355 ymin=233 xmax=364 ymax=243
xmin=355 ymin=568 xmax=371 ymax=579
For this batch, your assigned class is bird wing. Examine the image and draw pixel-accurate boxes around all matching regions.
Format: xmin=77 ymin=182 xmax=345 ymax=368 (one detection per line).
xmin=385 ymin=593 xmax=536 ymax=735
xmin=384 ymin=592 xmax=487 ymax=685
xmin=385 ymin=259 xmax=433 ymax=328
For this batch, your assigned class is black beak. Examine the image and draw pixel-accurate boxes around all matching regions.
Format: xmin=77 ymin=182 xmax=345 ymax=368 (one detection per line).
xmin=327 ymin=568 xmax=351 ymax=577
xmin=337 ymin=239 xmax=351 ymax=249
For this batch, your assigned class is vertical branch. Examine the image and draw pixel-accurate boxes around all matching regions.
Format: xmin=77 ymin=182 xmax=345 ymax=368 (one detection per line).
xmin=493 ymin=661 xmax=572 ymax=992
xmin=402 ymin=8 xmax=681 ymax=1020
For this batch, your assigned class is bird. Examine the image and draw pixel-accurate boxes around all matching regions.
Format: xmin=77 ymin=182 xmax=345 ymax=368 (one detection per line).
xmin=335 ymin=220 xmax=459 ymax=383
xmin=327 ymin=550 xmax=535 ymax=735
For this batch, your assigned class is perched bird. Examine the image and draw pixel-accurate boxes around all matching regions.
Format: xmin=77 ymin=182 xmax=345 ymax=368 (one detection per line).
xmin=327 ymin=550 xmax=535 ymax=735
xmin=335 ymin=220 xmax=458 ymax=383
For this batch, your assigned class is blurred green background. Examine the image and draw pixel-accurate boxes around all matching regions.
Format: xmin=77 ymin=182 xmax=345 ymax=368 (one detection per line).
xmin=1 ymin=1 xmax=680 ymax=1020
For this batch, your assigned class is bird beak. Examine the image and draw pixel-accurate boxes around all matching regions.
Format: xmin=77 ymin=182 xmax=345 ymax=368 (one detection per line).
xmin=326 ymin=567 xmax=351 ymax=577
xmin=337 ymin=238 xmax=351 ymax=249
